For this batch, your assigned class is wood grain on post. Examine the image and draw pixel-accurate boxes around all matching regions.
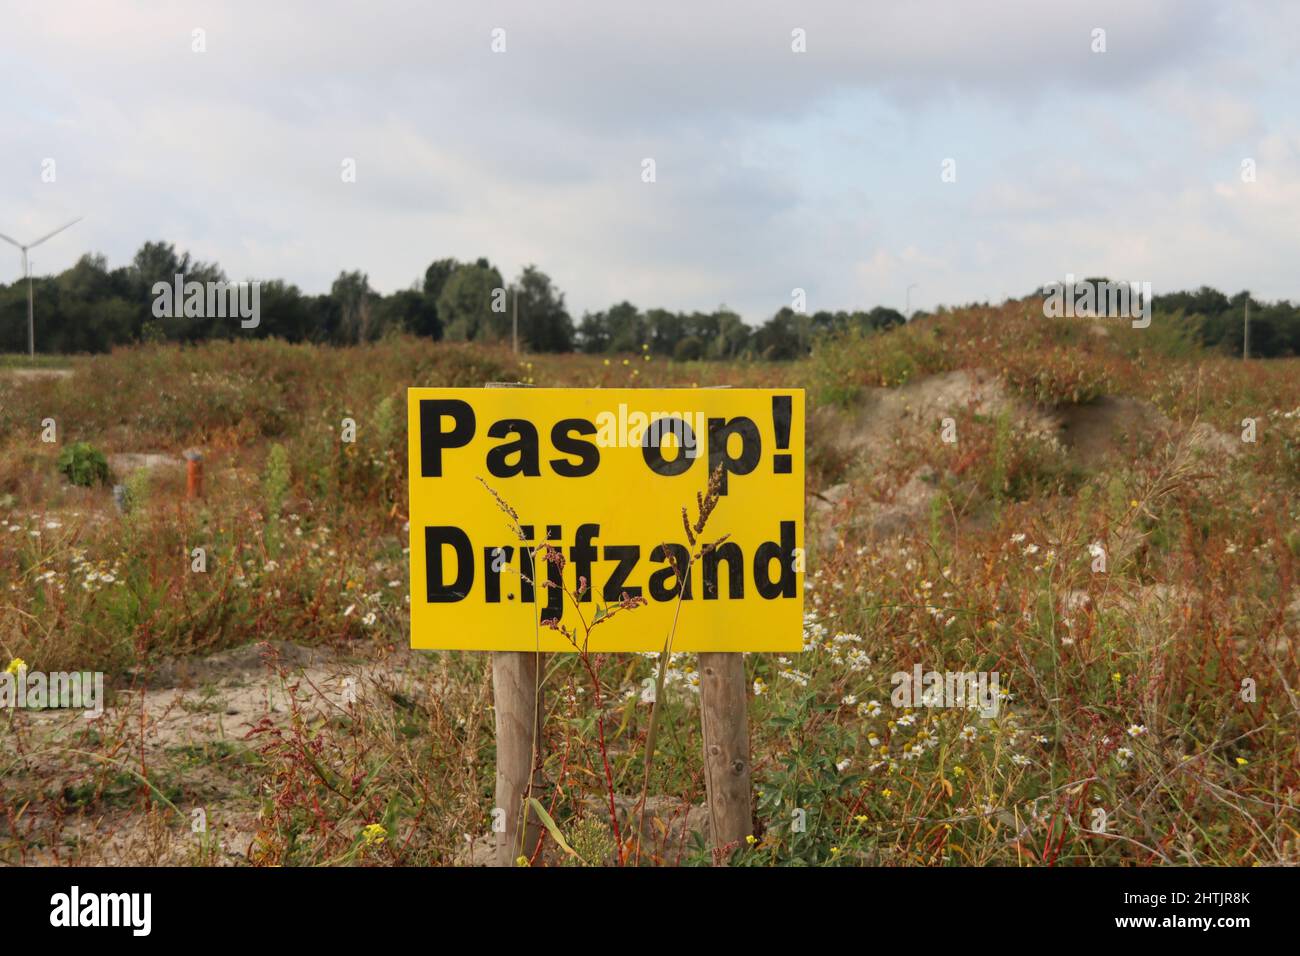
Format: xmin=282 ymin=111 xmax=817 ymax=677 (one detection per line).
xmin=493 ymin=649 xmax=546 ymax=866
xmin=486 ymin=382 xmax=547 ymax=867
xmin=699 ymin=651 xmax=753 ymax=861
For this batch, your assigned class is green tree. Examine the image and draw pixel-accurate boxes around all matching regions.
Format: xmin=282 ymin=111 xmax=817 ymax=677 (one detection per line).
xmin=754 ymin=307 xmax=807 ymax=360
xmin=255 ymin=279 xmax=312 ymax=341
xmin=54 ymin=254 xmax=136 ymax=351
xmin=512 ymin=265 xmax=573 ymax=352
xmin=331 ymin=271 xmax=375 ymax=343
xmin=374 ymin=287 xmax=441 ymax=340
xmin=130 ymin=241 xmax=226 ymax=342
xmin=415 ymin=257 xmax=460 ymax=339
xmin=438 ymin=261 xmax=505 ymax=342
xmin=603 ymin=301 xmax=645 ymax=352
xmin=423 ymin=257 xmax=459 ymax=300
xmin=646 ymin=308 xmax=685 ymax=355
xmin=709 ymin=308 xmax=750 ymax=359
xmin=576 ymin=311 xmax=609 ymax=353
xmin=866 ymin=305 xmax=905 ymax=329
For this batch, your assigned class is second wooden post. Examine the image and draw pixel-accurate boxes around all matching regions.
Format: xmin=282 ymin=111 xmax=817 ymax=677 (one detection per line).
xmin=699 ymin=651 xmax=753 ymax=862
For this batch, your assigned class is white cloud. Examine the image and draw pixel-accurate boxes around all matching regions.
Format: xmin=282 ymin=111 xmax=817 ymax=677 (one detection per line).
xmin=0 ymin=0 xmax=1295 ymax=321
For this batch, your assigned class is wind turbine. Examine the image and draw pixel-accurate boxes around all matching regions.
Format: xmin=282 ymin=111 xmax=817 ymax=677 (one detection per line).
xmin=0 ymin=217 xmax=83 ymax=357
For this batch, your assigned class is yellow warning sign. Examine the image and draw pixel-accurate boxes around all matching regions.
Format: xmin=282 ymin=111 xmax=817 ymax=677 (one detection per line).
xmin=407 ymin=388 xmax=804 ymax=652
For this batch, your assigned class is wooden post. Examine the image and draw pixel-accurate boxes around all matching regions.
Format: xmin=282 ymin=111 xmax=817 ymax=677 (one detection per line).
xmin=486 ymin=381 xmax=547 ymax=867
xmin=699 ymin=651 xmax=752 ymax=862
xmin=493 ymin=649 xmax=546 ymax=866
xmin=696 ymin=384 xmax=754 ymax=862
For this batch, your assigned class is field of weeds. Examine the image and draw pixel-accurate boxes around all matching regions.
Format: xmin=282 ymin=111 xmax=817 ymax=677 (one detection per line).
xmin=2 ymin=302 xmax=1298 ymax=866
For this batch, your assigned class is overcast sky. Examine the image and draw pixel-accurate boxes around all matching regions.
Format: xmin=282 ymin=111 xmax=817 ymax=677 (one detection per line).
xmin=2 ymin=0 xmax=1298 ymax=322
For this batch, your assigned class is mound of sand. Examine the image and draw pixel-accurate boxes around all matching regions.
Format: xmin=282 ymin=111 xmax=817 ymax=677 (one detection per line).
xmin=808 ymin=370 xmax=1242 ymax=552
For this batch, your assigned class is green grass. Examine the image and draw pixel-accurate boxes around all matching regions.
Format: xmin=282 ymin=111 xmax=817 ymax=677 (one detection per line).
xmin=2 ymin=307 xmax=1298 ymax=866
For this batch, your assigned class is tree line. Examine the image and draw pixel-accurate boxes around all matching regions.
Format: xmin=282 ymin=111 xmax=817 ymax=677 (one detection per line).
xmin=1145 ymin=286 xmax=1300 ymax=357
xmin=1029 ymin=278 xmax=1300 ymax=357
xmin=2 ymin=243 xmax=1298 ymax=358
